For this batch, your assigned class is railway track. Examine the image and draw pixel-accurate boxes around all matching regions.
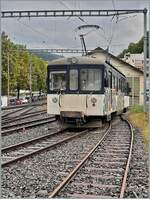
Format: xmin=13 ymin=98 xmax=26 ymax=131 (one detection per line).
xmin=2 ymin=106 xmax=34 ymax=118
xmin=48 ymin=117 xmax=133 ymax=198
xmin=2 ymin=101 xmax=46 ymax=110
xmin=2 ymin=110 xmax=46 ymax=125
xmin=1 ymin=116 xmax=56 ymax=136
xmin=2 ymin=128 xmax=90 ymax=167
xmin=1 ymin=117 xmax=134 ymax=198
xmin=2 ymin=112 xmax=50 ymax=129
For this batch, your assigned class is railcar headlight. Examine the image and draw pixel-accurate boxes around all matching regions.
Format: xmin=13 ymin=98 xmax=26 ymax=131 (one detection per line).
xmin=52 ymin=97 xmax=58 ymax=103
xmin=67 ymin=57 xmax=78 ymax=64
xmin=71 ymin=57 xmax=78 ymax=64
xmin=91 ymin=97 xmax=97 ymax=104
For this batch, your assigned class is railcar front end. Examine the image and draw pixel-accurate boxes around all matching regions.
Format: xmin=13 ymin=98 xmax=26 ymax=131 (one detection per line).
xmin=47 ymin=56 xmax=129 ymax=125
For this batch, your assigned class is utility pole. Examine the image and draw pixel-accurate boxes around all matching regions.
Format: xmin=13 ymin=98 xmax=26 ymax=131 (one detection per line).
xmin=132 ymin=77 xmax=134 ymax=106
xmin=149 ymin=4 xmax=150 ymax=114
xmin=148 ymin=3 xmax=150 ymax=167
xmin=7 ymin=53 xmax=10 ymax=105
xmin=29 ymin=62 xmax=32 ymax=103
xmin=143 ymin=8 xmax=147 ymax=112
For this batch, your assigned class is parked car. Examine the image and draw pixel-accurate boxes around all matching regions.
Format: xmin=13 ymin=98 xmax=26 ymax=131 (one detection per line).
xmin=25 ymin=96 xmax=30 ymax=103
xmin=38 ymin=94 xmax=46 ymax=101
xmin=9 ymin=98 xmax=16 ymax=106
xmin=33 ymin=96 xmax=39 ymax=102
xmin=20 ymin=98 xmax=28 ymax=104
xmin=15 ymin=98 xmax=22 ymax=105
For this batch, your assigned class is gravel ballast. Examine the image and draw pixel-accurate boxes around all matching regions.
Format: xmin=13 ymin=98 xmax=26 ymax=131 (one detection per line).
xmin=2 ymin=121 xmax=58 ymax=148
xmin=2 ymin=127 xmax=107 ymax=198
xmin=2 ymin=119 xmax=149 ymax=198
xmin=124 ymin=127 xmax=149 ymax=198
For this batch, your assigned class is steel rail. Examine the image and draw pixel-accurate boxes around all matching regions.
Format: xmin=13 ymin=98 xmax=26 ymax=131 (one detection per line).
xmin=19 ymin=109 xmax=46 ymax=116
xmin=2 ymin=128 xmax=67 ymax=152
xmin=2 ymin=101 xmax=46 ymax=110
xmin=119 ymin=117 xmax=134 ymax=198
xmin=1 ymin=117 xmax=56 ymax=136
xmin=2 ymin=129 xmax=89 ymax=167
xmin=2 ymin=110 xmax=46 ymax=125
xmin=48 ymin=124 xmax=111 ymax=198
xmin=2 ymin=115 xmax=53 ymax=129
xmin=17 ymin=106 xmax=35 ymax=116
xmin=2 ymin=107 xmax=32 ymax=118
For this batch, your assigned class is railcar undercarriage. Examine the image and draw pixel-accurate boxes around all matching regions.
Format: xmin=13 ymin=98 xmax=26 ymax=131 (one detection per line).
xmin=55 ymin=113 xmax=104 ymax=128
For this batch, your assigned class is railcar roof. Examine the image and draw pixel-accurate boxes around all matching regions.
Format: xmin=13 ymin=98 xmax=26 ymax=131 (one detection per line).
xmin=48 ymin=56 xmax=104 ymax=65
xmin=48 ymin=55 xmax=126 ymax=78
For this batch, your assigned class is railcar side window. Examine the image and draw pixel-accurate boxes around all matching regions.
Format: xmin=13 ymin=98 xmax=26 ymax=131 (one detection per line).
xmin=80 ymin=68 xmax=102 ymax=91
xmin=119 ymin=79 xmax=121 ymax=90
xmin=104 ymin=70 xmax=109 ymax=87
xmin=69 ymin=69 xmax=78 ymax=90
xmin=108 ymin=71 xmax=112 ymax=88
xmin=115 ymin=76 xmax=118 ymax=90
xmin=112 ymin=75 xmax=115 ymax=89
xmin=49 ymin=71 xmax=66 ymax=90
xmin=116 ymin=77 xmax=119 ymax=91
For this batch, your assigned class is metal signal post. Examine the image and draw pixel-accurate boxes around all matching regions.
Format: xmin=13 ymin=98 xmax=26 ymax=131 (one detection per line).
xmin=7 ymin=53 xmax=10 ymax=105
xmin=143 ymin=8 xmax=148 ymax=112
xmin=1 ymin=9 xmax=144 ymax=18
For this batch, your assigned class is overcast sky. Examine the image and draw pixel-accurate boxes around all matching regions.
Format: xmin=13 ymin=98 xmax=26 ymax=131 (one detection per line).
xmin=1 ymin=0 xmax=150 ymax=56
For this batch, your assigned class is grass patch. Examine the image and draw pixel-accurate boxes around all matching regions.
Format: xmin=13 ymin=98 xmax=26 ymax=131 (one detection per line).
xmin=128 ymin=106 xmax=148 ymax=148
xmin=129 ymin=105 xmax=144 ymax=113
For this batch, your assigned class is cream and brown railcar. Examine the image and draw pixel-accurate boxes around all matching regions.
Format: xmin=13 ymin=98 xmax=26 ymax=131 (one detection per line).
xmin=47 ymin=56 xmax=129 ymax=124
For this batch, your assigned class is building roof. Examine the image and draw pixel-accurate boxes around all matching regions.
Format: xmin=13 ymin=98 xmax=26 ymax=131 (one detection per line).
xmin=88 ymin=47 xmax=143 ymax=74
xmin=124 ymin=52 xmax=144 ymax=59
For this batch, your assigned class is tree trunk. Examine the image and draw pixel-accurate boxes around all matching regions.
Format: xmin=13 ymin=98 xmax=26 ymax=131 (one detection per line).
xmin=17 ymin=86 xmax=20 ymax=99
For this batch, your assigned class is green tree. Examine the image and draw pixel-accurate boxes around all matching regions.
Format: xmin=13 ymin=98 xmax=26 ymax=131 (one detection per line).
xmin=30 ymin=55 xmax=47 ymax=94
xmin=118 ymin=32 xmax=149 ymax=58
xmin=2 ymin=32 xmax=47 ymax=98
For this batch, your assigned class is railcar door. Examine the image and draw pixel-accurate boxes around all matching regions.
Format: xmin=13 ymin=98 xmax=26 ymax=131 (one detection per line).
xmin=59 ymin=69 xmax=87 ymax=117
xmin=81 ymin=68 xmax=103 ymax=116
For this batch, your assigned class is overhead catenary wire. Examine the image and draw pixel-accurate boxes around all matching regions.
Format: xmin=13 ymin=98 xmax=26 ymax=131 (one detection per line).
xmin=58 ymin=0 xmax=89 ymax=50
xmin=107 ymin=12 xmax=138 ymax=49
xmin=17 ymin=19 xmax=50 ymax=49
xmin=108 ymin=0 xmax=117 ymax=44
xmin=52 ymin=0 xmax=116 ymax=51
xmin=112 ymin=0 xmax=116 ymax=10
xmin=58 ymin=0 xmax=70 ymax=9
xmin=73 ymin=0 xmax=117 ymax=51
xmin=13 ymin=3 xmax=139 ymax=56
xmin=103 ymin=0 xmax=119 ymax=60
xmin=17 ymin=18 xmax=65 ymax=49
xmin=117 ymin=14 xmax=137 ymax=22
xmin=58 ymin=0 xmax=89 ymax=25
xmin=106 ymin=0 xmax=131 ymax=54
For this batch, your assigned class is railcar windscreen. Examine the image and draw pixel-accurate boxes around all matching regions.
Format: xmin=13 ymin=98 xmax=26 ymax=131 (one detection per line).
xmin=49 ymin=71 xmax=66 ymax=91
xmin=80 ymin=68 xmax=102 ymax=91
xmin=69 ymin=69 xmax=78 ymax=90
